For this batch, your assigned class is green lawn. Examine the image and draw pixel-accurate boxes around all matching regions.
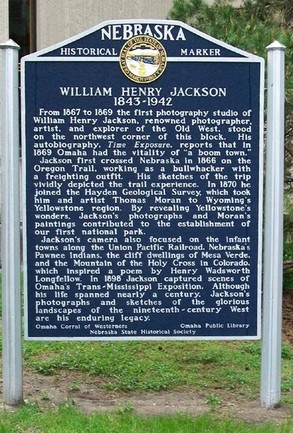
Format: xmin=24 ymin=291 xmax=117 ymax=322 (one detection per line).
xmin=0 ymin=403 xmax=292 ymax=433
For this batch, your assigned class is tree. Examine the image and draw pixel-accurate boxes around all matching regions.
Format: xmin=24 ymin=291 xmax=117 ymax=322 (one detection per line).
xmin=169 ymin=0 xmax=293 ymax=288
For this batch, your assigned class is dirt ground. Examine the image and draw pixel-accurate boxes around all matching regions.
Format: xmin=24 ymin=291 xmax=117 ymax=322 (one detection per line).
xmin=2 ymin=292 xmax=293 ymax=423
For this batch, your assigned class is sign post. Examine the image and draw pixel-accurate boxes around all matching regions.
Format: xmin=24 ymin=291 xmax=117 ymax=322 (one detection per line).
xmin=261 ymin=41 xmax=285 ymax=408
xmin=22 ymin=20 xmax=264 ymax=341
xmin=1 ymin=40 xmax=22 ymax=405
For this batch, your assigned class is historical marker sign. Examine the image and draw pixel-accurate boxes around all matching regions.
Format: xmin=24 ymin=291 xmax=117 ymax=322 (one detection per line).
xmin=22 ymin=20 xmax=264 ymax=340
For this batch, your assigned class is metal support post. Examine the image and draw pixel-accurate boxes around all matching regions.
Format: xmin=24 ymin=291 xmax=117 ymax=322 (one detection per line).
xmin=261 ymin=41 xmax=285 ymax=408
xmin=0 ymin=39 xmax=22 ymax=405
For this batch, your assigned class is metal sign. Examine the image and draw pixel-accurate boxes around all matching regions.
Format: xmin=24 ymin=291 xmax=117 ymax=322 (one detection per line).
xmin=22 ymin=20 xmax=264 ymax=340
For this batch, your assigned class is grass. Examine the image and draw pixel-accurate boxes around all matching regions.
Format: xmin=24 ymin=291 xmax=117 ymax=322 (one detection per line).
xmin=22 ymin=340 xmax=293 ymax=398
xmin=0 ymin=403 xmax=292 ymax=433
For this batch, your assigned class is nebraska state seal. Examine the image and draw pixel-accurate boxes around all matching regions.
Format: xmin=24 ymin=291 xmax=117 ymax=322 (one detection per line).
xmin=119 ymin=35 xmax=167 ymax=83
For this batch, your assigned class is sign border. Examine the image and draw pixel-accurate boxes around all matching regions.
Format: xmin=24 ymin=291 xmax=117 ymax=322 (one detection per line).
xmin=21 ymin=19 xmax=264 ymax=341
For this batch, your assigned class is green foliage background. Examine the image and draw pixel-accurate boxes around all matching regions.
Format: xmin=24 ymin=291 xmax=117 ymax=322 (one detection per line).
xmin=169 ymin=0 xmax=293 ymax=289
xmin=169 ymin=0 xmax=293 ymax=82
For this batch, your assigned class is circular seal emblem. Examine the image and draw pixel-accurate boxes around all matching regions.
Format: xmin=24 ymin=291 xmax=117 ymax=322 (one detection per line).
xmin=119 ymin=35 xmax=167 ymax=84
